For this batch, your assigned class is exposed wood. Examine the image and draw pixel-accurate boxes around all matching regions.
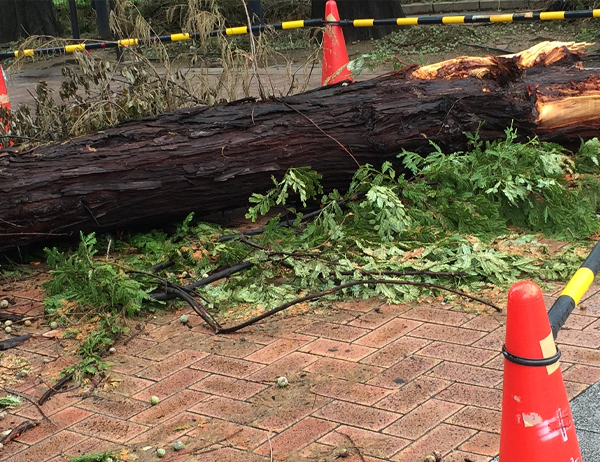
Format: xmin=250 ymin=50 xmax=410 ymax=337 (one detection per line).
xmin=1 ymin=43 xmax=600 ymax=251
xmin=0 ymin=334 xmax=30 ymax=351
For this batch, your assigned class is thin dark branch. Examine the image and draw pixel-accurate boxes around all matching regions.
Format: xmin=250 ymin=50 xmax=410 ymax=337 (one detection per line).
xmin=0 ymin=420 xmax=37 ymax=445
xmin=38 ymin=374 xmax=72 ymax=405
xmin=150 ymin=261 xmax=253 ymax=301
xmin=149 ymin=260 xmax=175 ymax=272
xmin=4 ymin=388 xmax=55 ymax=426
xmin=166 ymin=285 xmax=221 ymax=331
xmin=342 ymin=270 xmax=467 ymax=278
xmin=216 ymin=278 xmax=501 ymax=334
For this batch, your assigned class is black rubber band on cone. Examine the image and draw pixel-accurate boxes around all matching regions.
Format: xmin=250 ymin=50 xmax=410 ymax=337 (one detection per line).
xmin=502 ymin=345 xmax=561 ymax=367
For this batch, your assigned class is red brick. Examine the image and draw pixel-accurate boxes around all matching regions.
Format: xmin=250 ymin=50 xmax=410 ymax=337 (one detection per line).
xmin=76 ymin=393 xmax=149 ymax=419
xmin=376 ymin=377 xmax=452 ymax=414
xmin=391 ymin=424 xmax=476 ymax=461
xmin=319 ymin=426 xmax=409 ymax=459
xmin=247 ymin=352 xmax=318 ymax=382
xmin=0 ymin=412 xmax=29 ymax=434
xmin=297 ymin=442 xmax=337 ymax=459
xmin=471 ymin=327 xmax=506 ymax=351
xmin=360 ymin=337 xmax=430 ymax=368
xmin=384 ymin=399 xmax=463 ymax=439
xmin=16 ymin=389 xmax=82 ymax=417
xmin=137 ymin=349 xmax=208 ymax=380
xmin=111 ymin=374 xmax=154 ymax=397
xmin=554 ymin=344 xmax=600 ymax=366
xmin=193 ymin=335 xmax=263 ymax=358
xmin=435 ymin=383 xmax=502 ymax=410
xmin=254 ymin=417 xmax=336 ymax=459
xmin=303 ymin=357 xmax=383 ymax=383
xmin=400 ymin=306 xmax=472 ymax=326
xmin=16 ymin=406 xmax=91 ymax=445
xmin=109 ymin=354 xmax=153 ymax=374
xmin=0 ymin=440 xmax=27 ymax=461
xmin=135 ymin=338 xmax=185 ymax=361
xmin=460 ymin=314 xmax=504 ymax=332
xmin=443 ymin=450 xmax=490 ymax=462
xmin=251 ymin=390 xmax=329 ymax=432
xmin=8 ymin=431 xmax=86 ymax=462
xmin=134 ymin=368 xmax=208 ymax=401
xmin=418 ymin=341 xmax=497 ymax=366
xmin=130 ymin=390 xmax=206 ymax=425
xmin=429 ymin=362 xmax=503 ymax=387
xmin=245 ymin=338 xmax=312 ymax=364
xmin=128 ymin=411 xmax=208 ymax=445
xmin=122 ymin=338 xmax=159 ymax=357
xmin=562 ymin=314 xmax=595 ymax=330
xmin=409 ymin=324 xmax=485 ymax=345
xmin=190 ymin=396 xmax=259 ymax=425
xmin=460 ymin=431 xmax=500 ymax=456
xmin=446 ymin=406 xmax=501 ymax=433
xmin=50 ymin=436 xmax=120 ymax=460
xmin=311 ymin=379 xmax=390 ymax=405
xmin=187 ymin=419 xmax=269 ymax=450
xmin=191 ymin=374 xmax=267 ymax=400
xmin=71 ymin=414 xmax=148 ymax=443
xmin=333 ymin=298 xmax=383 ymax=312
xmin=192 ymin=446 xmax=269 ymax=462
xmin=298 ymin=321 xmax=369 ymax=342
xmin=299 ymin=339 xmax=376 ymax=361
xmin=313 ymin=401 xmax=400 ymax=431
xmin=565 ymin=381 xmax=588 ymax=400
xmin=562 ymin=364 xmax=600 ymax=384
xmin=347 ymin=305 xmax=398 ymax=329
xmin=354 ymin=319 xmax=422 ymax=348
xmin=557 ymin=328 xmax=600 ymax=348
xmin=190 ymin=354 xmax=264 ymax=378
xmin=141 ymin=321 xmax=186 ymax=342
xmin=367 ymin=356 xmax=440 ymax=389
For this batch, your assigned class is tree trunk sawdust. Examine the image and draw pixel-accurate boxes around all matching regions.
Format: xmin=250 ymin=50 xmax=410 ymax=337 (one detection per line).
xmin=1 ymin=42 xmax=600 ymax=251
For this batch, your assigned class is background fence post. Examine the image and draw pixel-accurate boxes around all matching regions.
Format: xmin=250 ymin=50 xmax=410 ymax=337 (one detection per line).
xmin=68 ymin=0 xmax=80 ymax=40
xmin=247 ymin=0 xmax=264 ymax=35
xmin=93 ymin=0 xmax=112 ymax=40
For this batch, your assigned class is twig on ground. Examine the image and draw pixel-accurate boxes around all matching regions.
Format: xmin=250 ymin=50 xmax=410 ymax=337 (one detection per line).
xmin=0 ymin=334 xmax=31 ymax=351
xmin=337 ymin=431 xmax=366 ymax=462
xmin=216 ymin=278 xmax=501 ymax=334
xmin=0 ymin=420 xmax=37 ymax=445
xmin=4 ymin=388 xmax=55 ymax=426
xmin=38 ymin=373 xmax=73 ymax=405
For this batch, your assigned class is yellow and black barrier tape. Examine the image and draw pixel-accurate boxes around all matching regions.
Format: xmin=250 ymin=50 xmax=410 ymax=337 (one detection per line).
xmin=1 ymin=9 xmax=599 ymax=61
xmin=548 ymin=240 xmax=600 ymax=339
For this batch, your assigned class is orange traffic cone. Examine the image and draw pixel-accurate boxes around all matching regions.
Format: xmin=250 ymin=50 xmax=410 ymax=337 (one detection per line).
xmin=321 ymin=0 xmax=353 ymax=86
xmin=500 ymin=281 xmax=582 ymax=461
xmin=0 ymin=63 xmax=12 ymax=149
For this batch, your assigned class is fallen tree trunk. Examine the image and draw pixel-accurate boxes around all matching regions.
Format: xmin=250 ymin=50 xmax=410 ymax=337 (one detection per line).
xmin=1 ymin=42 xmax=600 ymax=251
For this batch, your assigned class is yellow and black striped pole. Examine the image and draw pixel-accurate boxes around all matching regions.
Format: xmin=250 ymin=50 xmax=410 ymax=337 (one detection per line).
xmin=548 ymin=240 xmax=600 ymax=339
xmin=0 ymin=9 xmax=599 ymax=61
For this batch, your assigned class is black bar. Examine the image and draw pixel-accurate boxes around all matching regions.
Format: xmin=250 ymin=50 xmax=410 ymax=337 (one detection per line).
xmin=417 ymin=16 xmax=445 ymax=25
xmin=565 ymin=10 xmax=594 ymax=19
xmin=372 ymin=19 xmax=402 ymax=26
xmin=548 ymin=295 xmax=576 ymax=339
xmin=68 ymin=0 xmax=80 ymax=40
xmin=581 ymin=240 xmax=600 ymax=274
xmin=94 ymin=0 xmax=112 ymax=40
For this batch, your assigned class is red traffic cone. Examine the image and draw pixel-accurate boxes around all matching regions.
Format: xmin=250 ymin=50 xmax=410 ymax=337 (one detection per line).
xmin=321 ymin=0 xmax=353 ymax=86
xmin=0 ymin=64 xmax=12 ymax=149
xmin=500 ymin=281 xmax=582 ymax=461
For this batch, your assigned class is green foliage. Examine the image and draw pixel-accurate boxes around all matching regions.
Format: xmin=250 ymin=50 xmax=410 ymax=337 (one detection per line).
xmin=246 ymin=167 xmax=323 ymax=221
xmin=44 ymin=232 xmax=150 ymax=318
xmin=0 ymin=395 xmax=21 ymax=408
xmin=70 ymin=452 xmax=119 ymax=462
xmin=43 ymin=232 xmax=153 ymax=382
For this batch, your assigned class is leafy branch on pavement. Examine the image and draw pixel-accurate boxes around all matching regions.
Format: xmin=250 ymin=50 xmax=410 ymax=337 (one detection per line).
xmin=40 ymin=128 xmax=600 ymax=384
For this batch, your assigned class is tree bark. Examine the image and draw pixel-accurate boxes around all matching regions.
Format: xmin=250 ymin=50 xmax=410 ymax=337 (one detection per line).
xmin=1 ymin=49 xmax=600 ymax=251
xmin=0 ymin=0 xmax=61 ymax=43
xmin=311 ymin=0 xmax=406 ymax=42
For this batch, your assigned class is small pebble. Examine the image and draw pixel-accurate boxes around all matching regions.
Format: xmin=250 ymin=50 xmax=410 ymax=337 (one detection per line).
xmin=49 ymin=321 xmax=58 ymax=329
xmin=4 ymin=326 xmax=11 ymax=334
xmin=109 ymin=347 xmax=116 ymax=354
xmin=0 ymin=300 xmax=8 ymax=309
xmin=4 ymin=320 xmax=12 ymax=327
xmin=277 ymin=376 xmax=288 ymax=388
xmin=0 ymin=412 xmax=6 ymax=420
xmin=24 ymin=320 xmax=32 ymax=327
xmin=173 ymin=440 xmax=185 ymax=451
xmin=150 ymin=396 xmax=160 ymax=405
xmin=156 ymin=448 xmax=166 ymax=458
xmin=180 ymin=315 xmax=188 ymax=324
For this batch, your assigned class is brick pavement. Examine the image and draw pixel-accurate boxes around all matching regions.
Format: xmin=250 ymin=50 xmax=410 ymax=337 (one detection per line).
xmin=1 ymin=283 xmax=600 ymax=462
